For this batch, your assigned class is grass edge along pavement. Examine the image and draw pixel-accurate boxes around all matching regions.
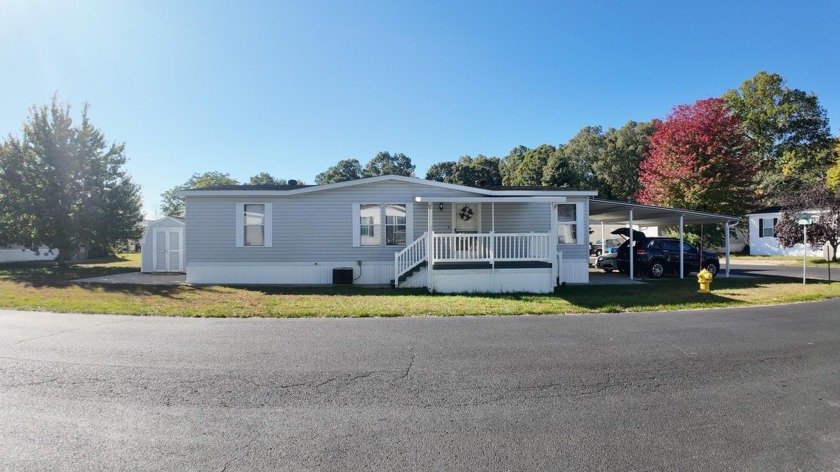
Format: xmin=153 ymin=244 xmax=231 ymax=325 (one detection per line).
xmin=1 ymin=255 xmax=839 ymax=318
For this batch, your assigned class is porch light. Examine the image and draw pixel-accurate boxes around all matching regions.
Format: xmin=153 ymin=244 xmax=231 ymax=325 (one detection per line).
xmin=439 ymin=203 xmax=444 ymax=212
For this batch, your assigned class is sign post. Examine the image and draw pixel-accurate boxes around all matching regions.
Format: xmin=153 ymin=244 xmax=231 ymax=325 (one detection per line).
xmin=797 ymin=213 xmax=814 ymax=284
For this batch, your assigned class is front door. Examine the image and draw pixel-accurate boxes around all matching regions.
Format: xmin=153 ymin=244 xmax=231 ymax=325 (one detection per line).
xmin=453 ymin=203 xmax=480 ymax=233
xmin=153 ymin=228 xmax=183 ymax=272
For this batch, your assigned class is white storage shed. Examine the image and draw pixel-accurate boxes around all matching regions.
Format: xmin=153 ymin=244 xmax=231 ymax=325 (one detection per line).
xmin=141 ymin=217 xmax=186 ymax=273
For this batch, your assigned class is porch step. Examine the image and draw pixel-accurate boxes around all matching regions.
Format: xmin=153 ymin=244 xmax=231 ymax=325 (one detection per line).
xmin=398 ymin=260 xmax=427 ymax=283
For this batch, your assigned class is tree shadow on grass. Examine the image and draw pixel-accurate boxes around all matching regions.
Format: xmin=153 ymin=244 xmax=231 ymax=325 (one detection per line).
xmin=548 ymin=276 xmax=830 ymax=312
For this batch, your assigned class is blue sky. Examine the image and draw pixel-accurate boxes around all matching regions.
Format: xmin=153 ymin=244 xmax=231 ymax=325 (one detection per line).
xmin=2 ymin=0 xmax=838 ymax=218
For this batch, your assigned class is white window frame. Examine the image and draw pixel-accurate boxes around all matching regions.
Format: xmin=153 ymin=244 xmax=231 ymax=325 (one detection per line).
xmin=235 ymin=202 xmax=273 ymax=247
xmin=352 ymin=203 xmax=413 ymax=248
xmin=760 ymin=217 xmax=776 ymax=238
xmin=556 ymin=202 xmax=581 ymax=245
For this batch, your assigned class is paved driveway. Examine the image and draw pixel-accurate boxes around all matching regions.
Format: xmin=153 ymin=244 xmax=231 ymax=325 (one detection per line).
xmin=2 ymin=302 xmax=839 ymax=471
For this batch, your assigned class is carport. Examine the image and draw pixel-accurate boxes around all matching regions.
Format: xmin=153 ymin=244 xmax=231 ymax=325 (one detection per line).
xmin=589 ymin=199 xmax=741 ymax=280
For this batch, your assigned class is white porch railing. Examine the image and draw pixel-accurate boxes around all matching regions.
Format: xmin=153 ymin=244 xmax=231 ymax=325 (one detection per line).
xmin=395 ymin=232 xmax=552 ymax=288
xmin=395 ymin=232 xmax=428 ymax=286
xmin=431 ymin=232 xmax=551 ymax=263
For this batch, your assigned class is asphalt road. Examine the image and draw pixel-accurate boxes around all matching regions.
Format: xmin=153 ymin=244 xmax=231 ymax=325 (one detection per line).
xmin=2 ymin=302 xmax=839 ymax=471
xmin=729 ymin=262 xmax=840 ymax=282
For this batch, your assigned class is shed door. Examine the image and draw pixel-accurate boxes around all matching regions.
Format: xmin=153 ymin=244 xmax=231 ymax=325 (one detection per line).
xmin=153 ymin=228 xmax=184 ymax=272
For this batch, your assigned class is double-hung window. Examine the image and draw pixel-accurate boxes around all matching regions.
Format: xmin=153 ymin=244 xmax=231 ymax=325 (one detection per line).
xmin=385 ymin=204 xmax=407 ymax=246
xmin=360 ymin=204 xmax=382 ymax=246
xmin=759 ymin=217 xmax=777 ymax=238
xmin=557 ymin=204 xmax=578 ymax=244
xmin=244 ymin=204 xmax=265 ymax=246
xmin=236 ymin=203 xmax=273 ymax=247
xmin=353 ymin=203 xmax=411 ymax=247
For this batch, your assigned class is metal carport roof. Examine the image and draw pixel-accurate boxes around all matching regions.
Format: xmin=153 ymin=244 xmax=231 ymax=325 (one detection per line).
xmin=589 ymin=199 xmax=740 ymax=226
xmin=588 ymin=198 xmax=741 ymax=280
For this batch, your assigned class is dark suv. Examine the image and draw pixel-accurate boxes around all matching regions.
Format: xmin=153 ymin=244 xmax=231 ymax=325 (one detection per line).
xmin=616 ymin=237 xmax=720 ymax=278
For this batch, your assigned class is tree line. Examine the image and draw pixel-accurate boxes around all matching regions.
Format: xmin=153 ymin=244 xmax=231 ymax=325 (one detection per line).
xmin=3 ymin=71 xmax=836 ymax=260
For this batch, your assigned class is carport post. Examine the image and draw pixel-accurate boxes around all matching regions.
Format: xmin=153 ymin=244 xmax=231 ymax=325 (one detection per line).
xmin=725 ymin=222 xmax=730 ymax=278
xmin=679 ymin=215 xmax=684 ymax=279
xmin=629 ymin=209 xmax=634 ymax=281
xmin=600 ymin=221 xmax=605 ymax=254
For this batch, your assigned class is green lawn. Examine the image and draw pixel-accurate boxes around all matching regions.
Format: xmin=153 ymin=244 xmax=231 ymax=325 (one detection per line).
xmin=1 ymin=254 xmax=839 ymax=317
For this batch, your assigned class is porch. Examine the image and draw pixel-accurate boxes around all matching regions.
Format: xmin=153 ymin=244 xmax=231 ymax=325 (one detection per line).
xmin=393 ymin=195 xmax=589 ymax=293
xmin=395 ymin=231 xmax=556 ymax=292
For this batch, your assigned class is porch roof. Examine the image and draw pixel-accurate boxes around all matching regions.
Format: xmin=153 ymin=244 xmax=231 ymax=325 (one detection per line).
xmin=414 ymin=196 xmax=568 ymax=203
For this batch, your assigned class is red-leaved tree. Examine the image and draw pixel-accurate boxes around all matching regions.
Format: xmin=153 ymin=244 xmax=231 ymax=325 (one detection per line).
xmin=638 ymin=97 xmax=758 ymax=214
xmin=637 ymin=98 xmax=759 ymax=245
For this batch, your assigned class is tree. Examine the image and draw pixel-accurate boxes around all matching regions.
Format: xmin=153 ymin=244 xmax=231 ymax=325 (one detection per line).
xmin=248 ymin=172 xmax=286 ymax=186
xmin=826 ymin=138 xmax=840 ymax=192
xmin=363 ymin=151 xmax=415 ymax=177
xmin=425 ymin=155 xmax=502 ymax=187
xmin=0 ymin=98 xmax=143 ymax=261
xmin=315 ymin=159 xmax=363 ymax=185
xmin=541 ymin=145 xmax=582 ymax=189
xmin=160 ymin=171 xmax=239 ymax=216
xmin=544 ymin=126 xmax=604 ymax=190
xmin=425 ymin=161 xmax=458 ymax=182
xmin=503 ymin=144 xmax=555 ymax=186
xmin=500 ymin=145 xmax=528 ymax=185
xmin=723 ymin=71 xmax=833 ymax=201
xmin=774 ymin=185 xmax=840 ymax=261
xmin=593 ymin=121 xmax=655 ymax=200
xmin=637 ymin=98 xmax=759 ymax=245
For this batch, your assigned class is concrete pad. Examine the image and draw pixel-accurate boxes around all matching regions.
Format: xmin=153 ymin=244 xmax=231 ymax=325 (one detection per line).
xmin=73 ymin=272 xmax=186 ymax=285
xmin=584 ymin=270 xmax=647 ymax=285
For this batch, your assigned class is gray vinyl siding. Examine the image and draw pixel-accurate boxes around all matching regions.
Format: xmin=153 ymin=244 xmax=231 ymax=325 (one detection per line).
xmin=186 ymin=180 xmax=480 ymax=264
xmin=185 ymin=180 xmax=589 ymax=264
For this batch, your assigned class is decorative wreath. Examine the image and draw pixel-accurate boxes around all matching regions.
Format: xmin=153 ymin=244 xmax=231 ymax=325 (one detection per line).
xmin=459 ymin=205 xmax=474 ymax=221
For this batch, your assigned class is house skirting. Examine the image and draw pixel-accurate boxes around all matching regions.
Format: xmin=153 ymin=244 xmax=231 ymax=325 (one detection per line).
xmin=431 ymin=267 xmax=554 ymax=294
xmin=186 ymin=261 xmax=393 ymax=285
xmin=186 ymin=259 xmax=589 ymax=292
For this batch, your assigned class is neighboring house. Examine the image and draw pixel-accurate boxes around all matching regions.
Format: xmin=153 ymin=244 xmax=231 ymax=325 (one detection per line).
xmin=0 ymin=245 xmax=58 ymax=263
xmin=177 ymin=176 xmax=596 ymax=293
xmin=748 ymin=206 xmax=823 ymax=257
xmin=140 ymin=217 xmax=186 ymax=273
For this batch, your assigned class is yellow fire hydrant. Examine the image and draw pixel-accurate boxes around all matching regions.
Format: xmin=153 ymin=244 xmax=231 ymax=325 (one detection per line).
xmin=697 ymin=268 xmax=714 ymax=293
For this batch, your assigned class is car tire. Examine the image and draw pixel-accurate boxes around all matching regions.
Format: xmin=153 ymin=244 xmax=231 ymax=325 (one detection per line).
xmin=595 ymin=249 xmax=602 ymax=256
xmin=705 ymin=262 xmax=719 ymax=277
xmin=648 ymin=261 xmax=665 ymax=279
xmin=603 ymin=268 xmax=613 ymax=273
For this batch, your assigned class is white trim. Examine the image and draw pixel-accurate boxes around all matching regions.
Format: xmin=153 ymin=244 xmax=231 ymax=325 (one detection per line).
xmin=415 ymin=196 xmax=570 ymax=203
xmin=178 ymin=175 xmax=598 ymax=198
xmin=235 ymin=203 xmax=244 ymax=248
xmin=236 ymin=202 xmax=272 ymax=247
xmin=405 ymin=203 xmax=414 ymax=242
xmin=352 ymin=203 xmax=361 ymax=248
xmin=264 ymin=203 xmax=273 ymax=248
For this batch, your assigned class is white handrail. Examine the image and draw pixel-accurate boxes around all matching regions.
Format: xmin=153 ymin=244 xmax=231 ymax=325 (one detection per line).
xmin=395 ymin=232 xmax=428 ymax=286
xmin=431 ymin=232 xmax=550 ymax=263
